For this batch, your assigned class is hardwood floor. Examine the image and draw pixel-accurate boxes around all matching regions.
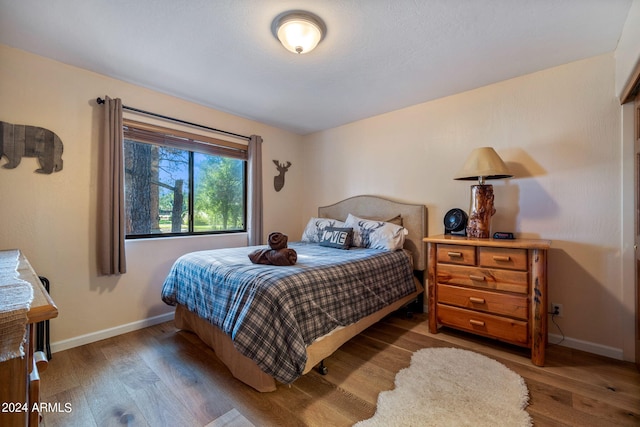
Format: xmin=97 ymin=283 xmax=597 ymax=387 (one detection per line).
xmin=40 ymin=312 xmax=640 ymax=427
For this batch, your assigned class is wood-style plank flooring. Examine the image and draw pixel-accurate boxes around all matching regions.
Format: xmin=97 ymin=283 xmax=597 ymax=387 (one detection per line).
xmin=40 ymin=312 xmax=640 ymax=426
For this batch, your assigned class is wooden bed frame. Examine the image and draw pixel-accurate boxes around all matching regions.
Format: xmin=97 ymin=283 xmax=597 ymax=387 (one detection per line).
xmin=174 ymin=195 xmax=427 ymax=392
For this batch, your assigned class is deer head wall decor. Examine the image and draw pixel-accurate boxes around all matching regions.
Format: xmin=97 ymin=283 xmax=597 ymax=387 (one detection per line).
xmin=273 ymin=160 xmax=291 ymax=192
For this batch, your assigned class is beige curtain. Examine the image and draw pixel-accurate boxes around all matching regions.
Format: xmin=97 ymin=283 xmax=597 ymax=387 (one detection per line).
xmin=97 ymin=96 xmax=126 ymax=275
xmin=247 ymin=135 xmax=263 ymax=245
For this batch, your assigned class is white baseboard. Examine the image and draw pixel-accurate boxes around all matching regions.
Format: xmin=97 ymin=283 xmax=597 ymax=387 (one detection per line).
xmin=49 ymin=310 xmax=625 ymax=362
xmin=423 ymin=305 xmax=624 ymax=360
xmin=548 ymin=333 xmax=624 ymax=360
xmin=50 ymin=311 xmax=175 ymax=354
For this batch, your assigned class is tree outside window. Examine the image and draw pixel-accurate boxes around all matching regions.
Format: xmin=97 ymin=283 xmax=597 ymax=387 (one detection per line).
xmin=123 ymin=122 xmax=246 ymax=238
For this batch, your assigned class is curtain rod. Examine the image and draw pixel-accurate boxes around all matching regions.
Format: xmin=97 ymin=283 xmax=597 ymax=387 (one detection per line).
xmin=96 ymin=97 xmax=250 ymax=141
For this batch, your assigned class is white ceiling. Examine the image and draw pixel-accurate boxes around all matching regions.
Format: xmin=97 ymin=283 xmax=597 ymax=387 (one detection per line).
xmin=0 ymin=0 xmax=633 ymax=135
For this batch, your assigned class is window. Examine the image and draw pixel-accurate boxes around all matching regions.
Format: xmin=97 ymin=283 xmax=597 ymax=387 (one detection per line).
xmin=123 ymin=120 xmax=247 ymax=238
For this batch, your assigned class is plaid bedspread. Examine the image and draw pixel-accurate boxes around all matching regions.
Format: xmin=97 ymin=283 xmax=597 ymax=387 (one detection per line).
xmin=161 ymin=242 xmax=416 ymax=384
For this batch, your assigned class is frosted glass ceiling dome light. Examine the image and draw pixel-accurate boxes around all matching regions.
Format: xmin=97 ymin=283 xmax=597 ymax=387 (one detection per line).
xmin=271 ymin=10 xmax=326 ymax=54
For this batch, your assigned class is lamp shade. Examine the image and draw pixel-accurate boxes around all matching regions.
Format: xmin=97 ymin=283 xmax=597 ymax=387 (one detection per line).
xmin=271 ymin=11 xmax=326 ymax=54
xmin=454 ymin=147 xmax=513 ymax=182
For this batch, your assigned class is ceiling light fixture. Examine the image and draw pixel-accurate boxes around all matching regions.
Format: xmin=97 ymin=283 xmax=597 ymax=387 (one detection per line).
xmin=271 ymin=10 xmax=326 ymax=54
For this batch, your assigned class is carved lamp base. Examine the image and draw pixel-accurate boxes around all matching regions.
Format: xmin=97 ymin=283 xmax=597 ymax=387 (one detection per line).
xmin=466 ymin=184 xmax=496 ymax=238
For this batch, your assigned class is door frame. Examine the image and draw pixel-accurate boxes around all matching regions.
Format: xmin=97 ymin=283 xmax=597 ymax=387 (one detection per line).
xmin=621 ymin=61 xmax=640 ymax=368
xmin=636 ymin=94 xmax=640 ymax=368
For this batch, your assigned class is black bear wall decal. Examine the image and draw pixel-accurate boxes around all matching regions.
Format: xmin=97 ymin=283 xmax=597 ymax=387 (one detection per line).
xmin=0 ymin=121 xmax=64 ymax=174
xmin=273 ymin=160 xmax=291 ymax=192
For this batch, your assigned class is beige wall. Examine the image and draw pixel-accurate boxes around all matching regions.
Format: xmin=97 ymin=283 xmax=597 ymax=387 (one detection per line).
xmin=0 ymin=44 xmax=304 ymax=348
xmin=301 ymin=54 xmax=632 ymax=360
xmin=2 ymin=28 xmax=638 ymax=361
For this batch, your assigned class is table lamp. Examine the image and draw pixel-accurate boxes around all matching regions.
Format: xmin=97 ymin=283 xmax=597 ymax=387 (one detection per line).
xmin=454 ymin=147 xmax=513 ymax=238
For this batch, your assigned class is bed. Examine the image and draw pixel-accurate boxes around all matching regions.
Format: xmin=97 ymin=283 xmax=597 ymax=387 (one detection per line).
xmin=161 ymin=195 xmax=427 ymax=392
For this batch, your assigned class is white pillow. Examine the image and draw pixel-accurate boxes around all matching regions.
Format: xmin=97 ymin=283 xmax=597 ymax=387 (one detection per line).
xmin=301 ymin=217 xmax=346 ymax=243
xmin=344 ymin=213 xmax=407 ymax=251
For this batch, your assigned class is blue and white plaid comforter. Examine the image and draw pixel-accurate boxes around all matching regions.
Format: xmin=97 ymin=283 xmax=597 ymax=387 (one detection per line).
xmin=161 ymin=242 xmax=415 ymax=384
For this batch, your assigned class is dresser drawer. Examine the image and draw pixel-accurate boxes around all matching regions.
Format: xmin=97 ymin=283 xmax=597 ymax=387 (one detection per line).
xmin=426 ymin=236 xmax=550 ymax=366
xmin=436 ymin=264 xmax=529 ymax=294
xmin=478 ymin=247 xmax=527 ymax=270
xmin=437 ymin=244 xmax=476 ymax=266
xmin=437 ymin=304 xmax=529 ymax=346
xmin=437 ymin=284 xmax=529 ymax=320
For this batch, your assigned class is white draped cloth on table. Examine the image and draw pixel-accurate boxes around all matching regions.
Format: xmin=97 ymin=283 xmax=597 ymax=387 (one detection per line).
xmin=0 ymin=250 xmax=34 ymax=362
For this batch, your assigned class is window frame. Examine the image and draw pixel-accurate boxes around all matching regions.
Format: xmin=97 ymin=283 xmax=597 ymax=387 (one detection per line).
xmin=122 ymin=119 xmax=248 ymax=239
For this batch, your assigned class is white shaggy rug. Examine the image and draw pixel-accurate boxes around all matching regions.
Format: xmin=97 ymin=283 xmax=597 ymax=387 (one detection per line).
xmin=354 ymin=347 xmax=532 ymax=427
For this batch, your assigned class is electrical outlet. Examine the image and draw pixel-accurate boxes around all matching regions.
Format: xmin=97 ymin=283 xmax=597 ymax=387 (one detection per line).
xmin=551 ymin=302 xmax=563 ymax=317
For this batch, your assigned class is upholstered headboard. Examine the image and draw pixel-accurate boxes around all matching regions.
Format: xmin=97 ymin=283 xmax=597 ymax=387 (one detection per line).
xmin=318 ymin=195 xmax=427 ymax=271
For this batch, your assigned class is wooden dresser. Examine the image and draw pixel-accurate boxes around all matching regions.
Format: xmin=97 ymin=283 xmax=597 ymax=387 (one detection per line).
xmin=0 ymin=250 xmax=58 ymax=427
xmin=424 ymin=235 xmax=550 ymax=366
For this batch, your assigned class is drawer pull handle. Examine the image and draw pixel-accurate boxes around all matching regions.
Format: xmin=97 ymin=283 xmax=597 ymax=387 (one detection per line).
xmin=493 ymin=255 xmax=511 ymax=262
xmin=447 ymin=251 xmax=463 ymax=258
xmin=469 ymin=319 xmax=485 ymax=327
xmin=469 ymin=274 xmax=485 ymax=281
xmin=469 ymin=297 xmax=486 ymax=304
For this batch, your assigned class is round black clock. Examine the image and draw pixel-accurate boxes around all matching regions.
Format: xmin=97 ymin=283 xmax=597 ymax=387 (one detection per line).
xmin=443 ymin=208 xmax=468 ymax=235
